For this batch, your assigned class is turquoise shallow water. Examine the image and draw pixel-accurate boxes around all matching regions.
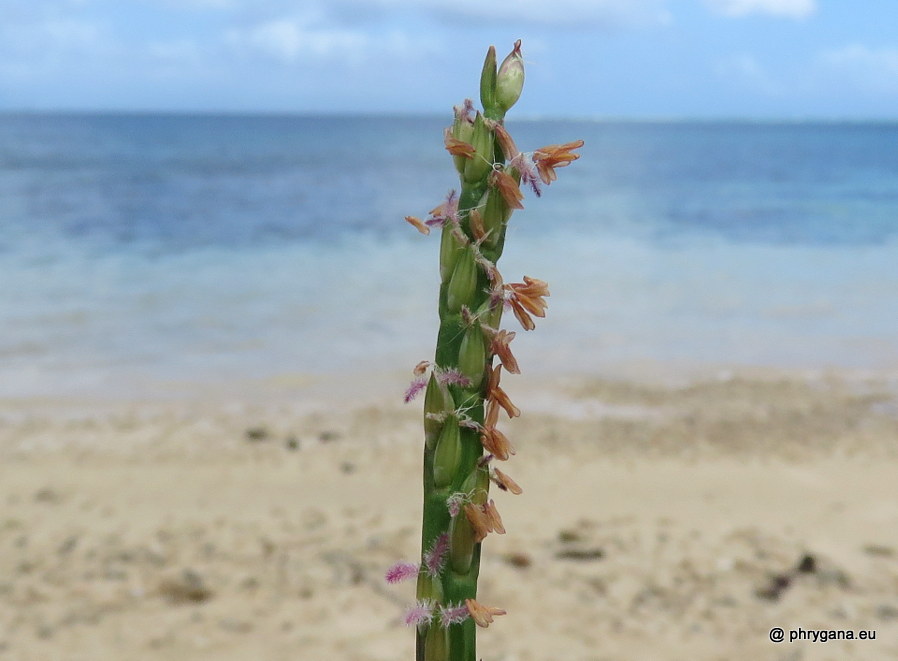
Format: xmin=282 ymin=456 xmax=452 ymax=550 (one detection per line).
xmin=2 ymin=114 xmax=897 ymax=397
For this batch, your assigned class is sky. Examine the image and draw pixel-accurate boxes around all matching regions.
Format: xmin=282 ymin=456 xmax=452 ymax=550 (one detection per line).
xmin=1 ymin=0 xmax=897 ymax=118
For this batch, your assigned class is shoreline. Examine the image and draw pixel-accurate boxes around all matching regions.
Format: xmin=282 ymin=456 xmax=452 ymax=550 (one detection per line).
xmin=3 ymin=363 xmax=896 ymax=454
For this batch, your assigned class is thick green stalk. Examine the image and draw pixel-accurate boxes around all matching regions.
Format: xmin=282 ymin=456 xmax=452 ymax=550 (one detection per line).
xmin=396 ymin=38 xmax=582 ymax=661
xmin=415 ymin=46 xmax=516 ymax=661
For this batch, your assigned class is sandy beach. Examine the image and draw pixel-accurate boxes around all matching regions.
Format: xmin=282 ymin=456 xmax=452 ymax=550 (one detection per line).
xmin=2 ymin=366 xmax=897 ymax=661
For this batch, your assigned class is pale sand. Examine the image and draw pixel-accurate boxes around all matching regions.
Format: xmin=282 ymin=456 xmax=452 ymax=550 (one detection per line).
xmin=2 ymin=368 xmax=898 ymax=660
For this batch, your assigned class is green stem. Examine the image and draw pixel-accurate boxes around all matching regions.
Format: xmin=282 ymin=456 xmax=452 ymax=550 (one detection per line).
xmin=415 ymin=41 xmax=532 ymax=661
xmin=418 ymin=137 xmax=511 ymax=661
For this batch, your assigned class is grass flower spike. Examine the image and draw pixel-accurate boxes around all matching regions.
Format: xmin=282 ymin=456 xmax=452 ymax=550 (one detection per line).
xmin=386 ymin=40 xmax=583 ymax=661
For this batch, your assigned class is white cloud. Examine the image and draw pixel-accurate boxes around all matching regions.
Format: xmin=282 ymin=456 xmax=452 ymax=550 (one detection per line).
xmin=40 ymin=18 xmax=102 ymax=45
xmin=147 ymin=39 xmax=203 ymax=63
xmin=0 ymin=17 xmax=106 ymax=71
xmin=282 ymin=0 xmax=671 ymax=29
xmin=416 ymin=0 xmax=671 ymax=27
xmin=715 ymin=53 xmax=763 ymax=79
xmin=819 ymin=44 xmax=898 ymax=93
xmin=224 ymin=14 xmax=427 ymax=67
xmin=137 ymin=0 xmax=672 ymax=27
xmin=137 ymin=0 xmax=240 ymax=9
xmin=713 ymin=53 xmax=781 ymax=94
xmin=172 ymin=0 xmax=236 ymax=7
xmin=705 ymin=0 xmax=816 ymax=19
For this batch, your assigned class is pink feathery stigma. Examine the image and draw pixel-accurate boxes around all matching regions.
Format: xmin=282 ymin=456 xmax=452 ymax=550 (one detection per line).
xmin=426 ymin=189 xmax=461 ymax=229
xmin=444 ymin=189 xmax=460 ymax=223
xmin=405 ymin=600 xmax=435 ymax=627
xmin=424 ymin=533 xmax=449 ymax=577
xmin=453 ymin=99 xmax=475 ymax=123
xmin=488 ymin=287 xmax=507 ymax=312
xmin=446 ymin=492 xmax=466 ymax=517
xmin=476 ymin=254 xmax=499 ymax=282
xmin=511 ymin=153 xmax=542 ymax=197
xmin=437 ymin=368 xmax=473 ymax=388
xmin=439 ymin=602 xmax=471 ymax=628
xmin=385 ymin=561 xmax=420 ymax=584
xmin=458 ymin=417 xmax=483 ymax=432
xmin=404 ymin=376 xmax=428 ymax=403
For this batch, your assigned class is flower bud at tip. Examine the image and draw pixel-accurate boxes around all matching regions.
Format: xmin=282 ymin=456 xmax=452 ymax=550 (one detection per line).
xmin=496 ymin=40 xmax=524 ymax=112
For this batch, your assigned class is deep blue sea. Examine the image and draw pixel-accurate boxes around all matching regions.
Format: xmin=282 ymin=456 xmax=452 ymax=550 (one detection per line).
xmin=2 ymin=114 xmax=897 ymax=398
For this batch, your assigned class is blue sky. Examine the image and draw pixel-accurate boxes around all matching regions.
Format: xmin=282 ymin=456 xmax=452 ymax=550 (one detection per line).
xmin=1 ymin=0 xmax=897 ymax=118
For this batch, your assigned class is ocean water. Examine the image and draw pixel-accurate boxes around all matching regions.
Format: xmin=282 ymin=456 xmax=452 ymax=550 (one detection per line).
xmin=2 ymin=114 xmax=897 ymax=398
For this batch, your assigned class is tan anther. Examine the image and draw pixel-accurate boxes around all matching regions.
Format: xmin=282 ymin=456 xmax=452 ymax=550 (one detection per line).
xmin=532 ymin=140 xmax=584 ymax=185
xmin=463 ymin=503 xmax=491 ymax=543
xmin=508 ymin=297 xmax=535 ymax=331
xmin=491 ymin=121 xmax=519 ymax=160
xmin=490 ymin=329 xmax=520 ymax=375
xmin=492 ymin=467 xmax=523 ymax=495
xmin=488 ymin=169 xmax=524 ymax=210
xmin=444 ymin=128 xmax=475 ymax=159
xmin=469 ymin=208 xmax=486 ymax=242
xmin=505 ymin=277 xmax=550 ymax=328
xmin=520 ymin=275 xmax=550 ymax=297
xmin=484 ymin=499 xmax=505 ymax=535
xmin=485 ymin=397 xmax=500 ymax=428
xmin=405 ymin=216 xmax=430 ymax=235
xmin=490 ymin=384 xmax=520 ymax=419
xmin=487 ymin=363 xmax=501 ymax=393
xmin=465 ymin=599 xmax=507 ymax=628
xmin=513 ymin=292 xmax=547 ymax=317
xmin=480 ymin=426 xmax=514 ymax=461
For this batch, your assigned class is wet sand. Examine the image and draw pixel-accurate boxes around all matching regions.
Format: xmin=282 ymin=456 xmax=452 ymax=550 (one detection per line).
xmin=2 ymin=367 xmax=898 ymax=660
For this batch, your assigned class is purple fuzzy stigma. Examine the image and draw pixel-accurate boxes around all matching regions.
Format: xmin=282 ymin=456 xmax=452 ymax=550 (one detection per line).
xmin=404 ymin=599 xmax=434 ymax=627
xmin=436 ymin=368 xmax=472 ymax=388
xmin=446 ymin=492 xmax=467 ymax=517
xmin=385 ymin=561 xmax=419 ymax=584
xmin=404 ymin=376 xmax=428 ymax=403
xmin=511 ymin=152 xmax=542 ymax=197
xmin=423 ymin=533 xmax=449 ymax=577
xmin=439 ymin=602 xmax=471 ymax=628
xmin=426 ymin=189 xmax=461 ymax=229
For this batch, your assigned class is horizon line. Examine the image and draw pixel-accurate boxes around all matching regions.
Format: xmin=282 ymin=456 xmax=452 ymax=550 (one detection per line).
xmin=2 ymin=108 xmax=897 ymax=124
